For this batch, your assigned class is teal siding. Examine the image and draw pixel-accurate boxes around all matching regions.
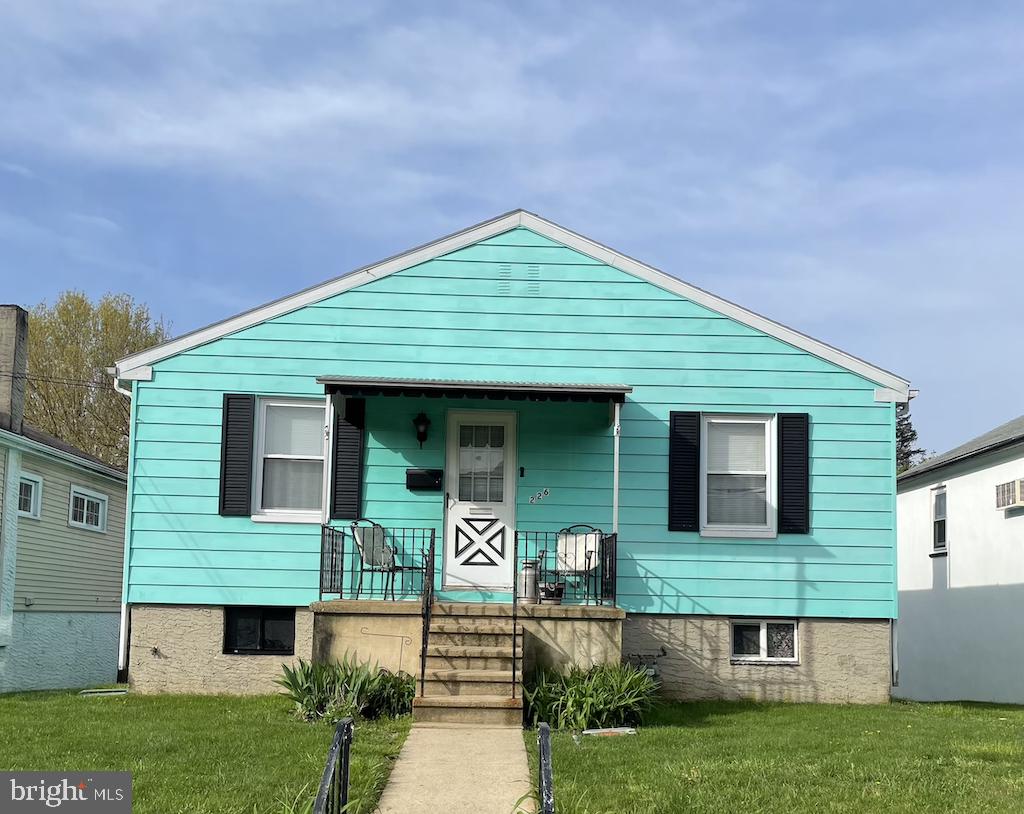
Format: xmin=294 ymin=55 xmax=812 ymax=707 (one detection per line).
xmin=125 ymin=227 xmax=897 ymax=617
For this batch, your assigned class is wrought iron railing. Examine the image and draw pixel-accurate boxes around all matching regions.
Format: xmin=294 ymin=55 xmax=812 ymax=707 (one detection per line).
xmin=313 ymin=717 xmax=353 ymax=814
xmin=514 ymin=526 xmax=617 ymax=606
xmin=537 ymin=722 xmax=555 ymax=814
xmin=419 ymin=532 xmax=436 ymax=697
xmin=320 ymin=522 xmax=436 ymax=601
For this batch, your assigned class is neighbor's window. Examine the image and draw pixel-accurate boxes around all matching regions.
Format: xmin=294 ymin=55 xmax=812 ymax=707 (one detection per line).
xmin=68 ymin=485 xmax=107 ymax=531
xmin=223 ymin=606 xmax=296 ymax=655
xmin=18 ymin=473 xmax=42 ymax=519
xmin=702 ymin=415 xmax=775 ymax=536
xmin=254 ymin=398 xmax=325 ymax=516
xmin=731 ymin=620 xmax=798 ymax=662
xmin=933 ymin=486 xmax=947 ymax=550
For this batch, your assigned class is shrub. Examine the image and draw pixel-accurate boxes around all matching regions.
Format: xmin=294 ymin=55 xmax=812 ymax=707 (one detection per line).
xmin=524 ymin=663 xmax=658 ymax=730
xmin=277 ymin=655 xmax=415 ymax=722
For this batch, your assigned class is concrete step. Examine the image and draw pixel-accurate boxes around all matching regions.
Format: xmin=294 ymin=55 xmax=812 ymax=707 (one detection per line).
xmin=423 ymin=668 xmax=521 ymax=697
xmin=413 ymin=694 xmax=524 ymax=726
xmin=429 ymin=620 xmax=519 ymax=635
xmin=428 ymin=644 xmax=516 ymax=658
xmin=425 ymin=653 xmax=517 ymax=672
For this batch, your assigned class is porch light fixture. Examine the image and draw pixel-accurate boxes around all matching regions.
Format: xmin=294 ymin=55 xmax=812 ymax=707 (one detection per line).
xmin=412 ymin=412 xmax=431 ymax=448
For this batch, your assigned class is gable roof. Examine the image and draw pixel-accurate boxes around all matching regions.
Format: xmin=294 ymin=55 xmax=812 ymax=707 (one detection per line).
xmin=114 ymin=209 xmax=910 ymax=397
xmin=899 ymin=414 xmax=1024 ymax=484
xmin=0 ymin=417 xmax=126 ymax=481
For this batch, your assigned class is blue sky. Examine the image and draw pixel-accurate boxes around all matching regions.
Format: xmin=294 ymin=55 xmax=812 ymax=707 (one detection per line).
xmin=1 ymin=1 xmax=1021 ymax=453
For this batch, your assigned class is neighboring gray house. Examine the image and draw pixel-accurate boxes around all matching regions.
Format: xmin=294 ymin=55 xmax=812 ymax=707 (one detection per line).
xmin=0 ymin=305 xmax=127 ymax=693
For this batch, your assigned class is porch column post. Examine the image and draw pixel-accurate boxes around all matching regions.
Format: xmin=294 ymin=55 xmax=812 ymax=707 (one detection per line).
xmin=321 ymin=391 xmax=336 ymax=525
xmin=612 ymin=401 xmax=621 ymax=534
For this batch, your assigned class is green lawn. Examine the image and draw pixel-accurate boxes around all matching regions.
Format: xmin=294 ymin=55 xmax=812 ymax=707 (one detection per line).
xmin=526 ymin=701 xmax=1024 ymax=813
xmin=0 ymin=692 xmax=410 ymax=814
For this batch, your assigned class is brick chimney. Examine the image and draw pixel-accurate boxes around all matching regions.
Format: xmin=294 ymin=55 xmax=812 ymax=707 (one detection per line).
xmin=0 ymin=305 xmax=28 ymax=434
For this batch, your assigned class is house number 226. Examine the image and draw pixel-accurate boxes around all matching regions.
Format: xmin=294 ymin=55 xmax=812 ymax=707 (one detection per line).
xmin=529 ymin=488 xmax=550 ymax=504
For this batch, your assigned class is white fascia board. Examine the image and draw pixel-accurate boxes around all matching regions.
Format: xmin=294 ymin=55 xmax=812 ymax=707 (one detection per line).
xmin=117 ymin=366 xmax=153 ymax=382
xmin=0 ymin=428 xmax=127 ymax=483
xmin=114 ymin=208 xmax=910 ymax=396
xmin=519 ymin=212 xmax=910 ymax=396
xmin=114 ymin=210 xmax=525 ymax=374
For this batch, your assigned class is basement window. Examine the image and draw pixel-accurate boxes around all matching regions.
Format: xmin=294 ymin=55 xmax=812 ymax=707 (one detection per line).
xmin=731 ymin=620 xmax=798 ymax=663
xmin=224 ymin=607 xmax=296 ymax=655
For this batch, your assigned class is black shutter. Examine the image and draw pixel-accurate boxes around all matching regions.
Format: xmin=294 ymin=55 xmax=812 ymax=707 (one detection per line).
xmin=331 ymin=398 xmax=365 ymax=520
xmin=219 ymin=394 xmax=255 ymax=516
xmin=778 ymin=413 xmax=810 ymax=534
xmin=668 ymin=411 xmax=700 ymax=531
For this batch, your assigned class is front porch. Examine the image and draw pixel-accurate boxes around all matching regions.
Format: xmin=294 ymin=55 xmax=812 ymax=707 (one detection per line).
xmin=310 ymin=597 xmax=624 ymax=725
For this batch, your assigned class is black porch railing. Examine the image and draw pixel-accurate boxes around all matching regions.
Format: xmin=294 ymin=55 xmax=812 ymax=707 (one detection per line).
xmin=514 ymin=526 xmax=617 ymax=606
xmin=320 ymin=522 xmax=436 ymax=601
xmin=313 ymin=717 xmax=353 ymax=814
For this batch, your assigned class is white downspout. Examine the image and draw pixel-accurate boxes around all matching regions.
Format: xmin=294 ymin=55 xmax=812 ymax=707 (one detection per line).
xmin=612 ymin=400 xmax=621 ymax=534
xmin=112 ymin=373 xmax=131 ymax=675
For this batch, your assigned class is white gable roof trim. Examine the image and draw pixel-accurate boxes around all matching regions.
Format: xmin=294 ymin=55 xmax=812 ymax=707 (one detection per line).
xmin=115 ymin=209 xmax=910 ymax=398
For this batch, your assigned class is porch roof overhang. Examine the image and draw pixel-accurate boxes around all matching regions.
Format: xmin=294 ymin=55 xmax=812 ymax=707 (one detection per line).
xmin=317 ymin=375 xmax=632 ymax=403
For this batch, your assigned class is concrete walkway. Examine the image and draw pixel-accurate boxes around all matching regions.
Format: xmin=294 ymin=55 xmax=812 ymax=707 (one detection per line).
xmin=376 ymin=723 xmax=533 ymax=813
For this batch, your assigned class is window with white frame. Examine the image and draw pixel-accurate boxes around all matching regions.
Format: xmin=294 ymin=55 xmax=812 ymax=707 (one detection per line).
xmin=933 ymin=486 xmax=947 ymax=550
xmin=18 ymin=473 xmax=42 ymax=519
xmin=731 ymin=619 xmax=798 ymax=662
xmin=68 ymin=485 xmax=107 ymax=531
xmin=701 ymin=415 xmax=775 ymax=536
xmin=253 ymin=398 xmax=326 ymax=516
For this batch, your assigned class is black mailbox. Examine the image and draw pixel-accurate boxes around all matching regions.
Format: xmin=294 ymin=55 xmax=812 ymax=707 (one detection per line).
xmin=406 ymin=468 xmax=443 ymax=491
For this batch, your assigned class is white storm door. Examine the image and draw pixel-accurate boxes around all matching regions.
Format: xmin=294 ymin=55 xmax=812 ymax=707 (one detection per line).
xmin=444 ymin=411 xmax=517 ymax=590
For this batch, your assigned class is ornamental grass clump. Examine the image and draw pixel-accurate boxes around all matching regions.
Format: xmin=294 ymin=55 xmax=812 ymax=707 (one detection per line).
xmin=524 ymin=662 xmax=658 ymax=730
xmin=276 ymin=654 xmax=415 ymax=722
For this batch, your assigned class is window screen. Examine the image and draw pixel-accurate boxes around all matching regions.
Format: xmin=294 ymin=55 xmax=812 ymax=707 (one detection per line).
xmin=706 ymin=421 xmax=768 ymax=526
xmin=224 ymin=607 xmax=295 ymax=655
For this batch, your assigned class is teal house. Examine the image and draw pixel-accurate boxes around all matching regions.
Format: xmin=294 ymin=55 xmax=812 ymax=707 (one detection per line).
xmin=113 ymin=211 xmax=909 ymax=719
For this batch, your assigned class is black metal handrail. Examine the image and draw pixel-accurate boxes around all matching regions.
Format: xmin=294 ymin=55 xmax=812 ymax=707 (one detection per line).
xmin=313 ymin=717 xmax=353 ymax=814
xmin=320 ymin=523 xmax=435 ymax=601
xmin=419 ymin=532 xmax=436 ymax=697
xmin=515 ymin=527 xmax=617 ymax=606
xmin=538 ymin=722 xmax=554 ymax=814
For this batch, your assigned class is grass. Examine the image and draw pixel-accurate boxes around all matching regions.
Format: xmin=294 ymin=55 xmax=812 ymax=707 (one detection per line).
xmin=0 ymin=691 xmax=410 ymax=814
xmin=525 ymin=700 xmax=1024 ymax=813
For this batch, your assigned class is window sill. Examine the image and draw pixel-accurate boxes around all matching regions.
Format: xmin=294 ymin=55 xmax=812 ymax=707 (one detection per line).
xmin=250 ymin=513 xmax=322 ymax=525
xmin=730 ymin=658 xmax=800 ymax=666
xmin=68 ymin=521 xmax=106 ymax=534
xmin=701 ymin=527 xmax=777 ymax=539
xmin=929 ymin=549 xmax=948 ymax=558
xmin=17 ymin=512 xmax=40 ymax=521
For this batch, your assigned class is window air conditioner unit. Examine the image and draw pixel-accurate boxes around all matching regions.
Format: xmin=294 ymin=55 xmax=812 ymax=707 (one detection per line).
xmin=995 ymin=480 xmax=1024 ymax=510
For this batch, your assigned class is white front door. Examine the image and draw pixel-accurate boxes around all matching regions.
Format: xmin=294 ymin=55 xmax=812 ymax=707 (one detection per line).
xmin=444 ymin=411 xmax=517 ymax=590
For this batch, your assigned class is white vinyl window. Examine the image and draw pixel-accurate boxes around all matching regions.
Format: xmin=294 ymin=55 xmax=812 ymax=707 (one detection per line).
xmin=933 ymin=486 xmax=947 ymax=551
xmin=731 ymin=619 xmax=798 ymax=663
xmin=701 ymin=414 xmax=776 ymax=537
xmin=252 ymin=398 xmax=326 ymax=520
xmin=68 ymin=485 xmax=107 ymax=532
xmin=18 ymin=472 xmax=43 ymax=519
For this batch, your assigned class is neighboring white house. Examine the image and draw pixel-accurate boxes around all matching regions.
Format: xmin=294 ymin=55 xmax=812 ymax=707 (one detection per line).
xmin=896 ymin=414 xmax=1024 ymax=704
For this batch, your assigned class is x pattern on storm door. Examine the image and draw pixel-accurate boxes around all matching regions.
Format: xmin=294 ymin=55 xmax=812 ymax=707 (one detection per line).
xmin=455 ymin=424 xmax=506 ymax=568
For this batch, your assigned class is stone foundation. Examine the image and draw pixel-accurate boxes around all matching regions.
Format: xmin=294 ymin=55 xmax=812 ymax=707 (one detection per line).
xmin=128 ymin=604 xmax=313 ymax=694
xmin=622 ymin=614 xmax=891 ymax=704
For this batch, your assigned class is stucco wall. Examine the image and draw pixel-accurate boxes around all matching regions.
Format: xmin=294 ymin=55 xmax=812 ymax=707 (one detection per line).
xmin=0 ymin=610 xmax=119 ymax=692
xmin=313 ymin=601 xmax=423 ymax=675
xmin=129 ymin=604 xmax=313 ymax=694
xmin=896 ymin=447 xmax=1024 ymax=703
xmin=623 ymin=614 xmax=891 ymax=704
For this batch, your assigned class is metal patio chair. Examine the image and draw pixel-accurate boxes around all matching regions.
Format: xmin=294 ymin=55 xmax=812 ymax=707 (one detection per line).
xmin=351 ymin=521 xmax=401 ymax=600
xmin=541 ymin=524 xmax=604 ymax=604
